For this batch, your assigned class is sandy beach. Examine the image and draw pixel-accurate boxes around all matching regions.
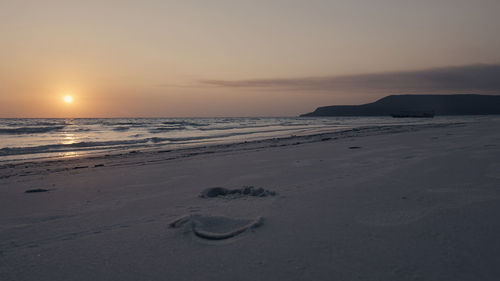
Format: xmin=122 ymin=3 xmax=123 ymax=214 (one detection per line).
xmin=1 ymin=119 xmax=500 ymax=281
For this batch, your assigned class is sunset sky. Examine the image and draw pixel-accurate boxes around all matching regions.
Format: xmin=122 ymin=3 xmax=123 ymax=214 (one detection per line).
xmin=1 ymin=0 xmax=500 ymax=117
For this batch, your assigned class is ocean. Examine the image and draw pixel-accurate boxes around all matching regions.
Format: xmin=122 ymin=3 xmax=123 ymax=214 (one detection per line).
xmin=0 ymin=116 xmax=486 ymax=162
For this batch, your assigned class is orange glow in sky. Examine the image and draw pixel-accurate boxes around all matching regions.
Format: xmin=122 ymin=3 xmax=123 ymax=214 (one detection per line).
xmin=0 ymin=1 xmax=499 ymax=117
xmin=63 ymin=95 xmax=73 ymax=103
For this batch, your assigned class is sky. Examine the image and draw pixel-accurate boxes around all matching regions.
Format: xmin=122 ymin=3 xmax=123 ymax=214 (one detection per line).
xmin=1 ymin=0 xmax=500 ymax=117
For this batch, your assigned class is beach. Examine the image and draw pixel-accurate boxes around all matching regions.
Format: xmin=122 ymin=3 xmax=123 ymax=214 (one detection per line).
xmin=1 ymin=119 xmax=500 ymax=281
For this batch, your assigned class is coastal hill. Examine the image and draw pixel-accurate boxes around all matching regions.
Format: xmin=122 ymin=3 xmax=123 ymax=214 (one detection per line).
xmin=301 ymin=94 xmax=500 ymax=117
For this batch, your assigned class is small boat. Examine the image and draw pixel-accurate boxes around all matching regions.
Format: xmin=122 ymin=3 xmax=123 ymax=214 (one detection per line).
xmin=391 ymin=110 xmax=435 ymax=118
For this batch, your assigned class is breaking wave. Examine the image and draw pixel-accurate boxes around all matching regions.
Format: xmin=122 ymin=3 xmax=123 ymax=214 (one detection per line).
xmin=0 ymin=126 xmax=66 ymax=135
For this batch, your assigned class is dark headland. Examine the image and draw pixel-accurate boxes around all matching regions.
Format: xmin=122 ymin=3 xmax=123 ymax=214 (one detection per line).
xmin=301 ymin=94 xmax=500 ymax=117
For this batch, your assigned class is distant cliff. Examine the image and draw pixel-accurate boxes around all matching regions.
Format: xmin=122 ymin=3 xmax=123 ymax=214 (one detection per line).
xmin=300 ymin=94 xmax=500 ymax=117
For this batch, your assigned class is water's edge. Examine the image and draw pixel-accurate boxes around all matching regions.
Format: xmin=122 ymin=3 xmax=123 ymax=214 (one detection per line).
xmin=0 ymin=116 xmax=488 ymax=163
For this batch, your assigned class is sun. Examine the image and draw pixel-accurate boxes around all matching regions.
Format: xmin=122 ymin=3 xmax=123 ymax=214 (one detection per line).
xmin=63 ymin=95 xmax=73 ymax=103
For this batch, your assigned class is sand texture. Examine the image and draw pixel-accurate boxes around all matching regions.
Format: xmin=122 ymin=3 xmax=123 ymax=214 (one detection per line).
xmin=1 ymin=119 xmax=500 ymax=280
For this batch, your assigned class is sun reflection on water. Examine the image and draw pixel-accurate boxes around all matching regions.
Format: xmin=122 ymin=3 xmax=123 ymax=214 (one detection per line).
xmin=62 ymin=133 xmax=76 ymax=145
xmin=59 ymin=133 xmax=80 ymax=158
xmin=58 ymin=151 xmax=80 ymax=158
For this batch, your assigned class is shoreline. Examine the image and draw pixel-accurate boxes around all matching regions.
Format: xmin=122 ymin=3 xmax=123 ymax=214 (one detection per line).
xmin=0 ymin=116 xmax=478 ymax=163
xmin=0 ymin=121 xmax=465 ymax=178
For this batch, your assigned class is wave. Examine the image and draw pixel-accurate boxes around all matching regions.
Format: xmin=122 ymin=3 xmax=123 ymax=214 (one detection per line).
xmin=162 ymin=121 xmax=208 ymax=127
xmin=113 ymin=126 xmax=130 ymax=131
xmin=0 ymin=116 xmax=470 ymax=161
xmin=2 ymin=120 xmax=67 ymax=127
xmin=197 ymin=124 xmax=279 ymax=131
xmin=0 ymin=126 xmax=302 ymax=156
xmin=0 ymin=126 xmax=66 ymax=135
xmin=149 ymin=126 xmax=185 ymax=133
xmin=0 ymin=137 xmax=170 ymax=156
xmin=161 ymin=127 xmax=308 ymax=143
xmin=33 ymin=121 xmax=68 ymax=126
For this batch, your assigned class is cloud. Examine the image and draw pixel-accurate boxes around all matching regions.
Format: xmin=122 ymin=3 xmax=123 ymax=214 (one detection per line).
xmin=200 ymin=64 xmax=500 ymax=94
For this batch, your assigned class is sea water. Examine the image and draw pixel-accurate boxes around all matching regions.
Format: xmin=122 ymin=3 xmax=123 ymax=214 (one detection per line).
xmin=0 ymin=116 xmax=486 ymax=162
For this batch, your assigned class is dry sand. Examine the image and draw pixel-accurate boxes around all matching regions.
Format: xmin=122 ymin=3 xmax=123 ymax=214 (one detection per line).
xmin=1 ymin=119 xmax=500 ymax=281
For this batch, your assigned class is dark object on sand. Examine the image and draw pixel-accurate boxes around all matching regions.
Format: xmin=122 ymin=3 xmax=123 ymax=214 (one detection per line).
xmin=200 ymin=187 xmax=229 ymax=197
xmin=72 ymin=166 xmax=88 ymax=170
xmin=25 ymin=188 xmax=49 ymax=193
xmin=94 ymin=164 xmax=105 ymax=167
xmin=349 ymin=146 xmax=361 ymax=149
xmin=170 ymin=214 xmax=263 ymax=240
xmin=200 ymin=186 xmax=276 ymax=198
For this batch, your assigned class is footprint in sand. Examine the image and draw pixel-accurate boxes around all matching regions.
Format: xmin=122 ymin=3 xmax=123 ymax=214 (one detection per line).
xmin=169 ymin=214 xmax=263 ymax=240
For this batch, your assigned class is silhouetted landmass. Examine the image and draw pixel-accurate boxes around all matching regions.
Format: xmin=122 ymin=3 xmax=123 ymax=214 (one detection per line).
xmin=301 ymin=94 xmax=500 ymax=117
